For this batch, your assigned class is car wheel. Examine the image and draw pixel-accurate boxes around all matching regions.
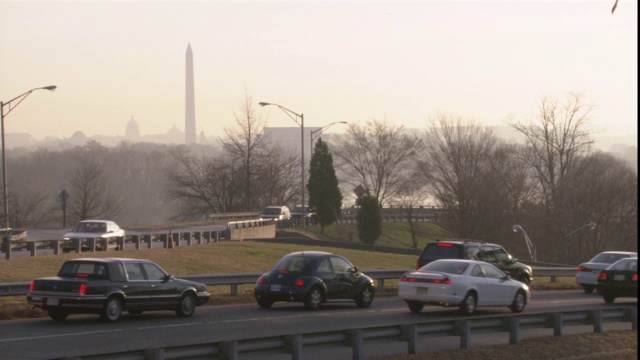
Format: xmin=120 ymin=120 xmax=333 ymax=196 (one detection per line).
xmin=101 ymin=297 xmax=123 ymax=322
xmin=356 ymin=286 xmax=374 ymax=308
xmin=407 ymin=301 xmax=424 ymax=314
xmin=304 ymin=287 xmax=323 ymax=310
xmin=256 ymin=297 xmax=274 ymax=309
xmin=459 ymin=292 xmax=477 ymax=315
xmin=176 ymin=293 xmax=196 ymax=317
xmin=48 ymin=309 xmax=68 ymax=321
xmin=510 ymin=290 xmax=527 ymax=313
xmin=582 ymin=284 xmax=595 ymax=294
xmin=603 ymin=293 xmax=616 ymax=304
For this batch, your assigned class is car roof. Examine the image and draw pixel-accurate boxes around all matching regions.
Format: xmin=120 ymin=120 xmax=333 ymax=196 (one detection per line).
xmin=431 ymin=239 xmax=492 ymax=246
xmin=429 ymin=259 xmax=485 ymax=265
xmin=285 ymin=251 xmax=333 ymax=258
xmin=68 ymin=258 xmax=153 ymax=263
xmin=76 ymin=220 xmax=114 ymax=224
xmin=597 ymin=251 xmax=637 ymax=255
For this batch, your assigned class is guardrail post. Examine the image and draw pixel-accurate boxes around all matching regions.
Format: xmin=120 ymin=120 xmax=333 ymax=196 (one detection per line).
xmin=402 ymin=324 xmax=418 ymax=354
xmin=133 ymin=235 xmax=140 ymax=249
xmin=456 ymin=320 xmax=471 ymax=349
xmin=591 ymin=309 xmax=604 ymax=333
xmin=147 ymin=235 xmax=153 ymax=249
xmin=508 ymin=316 xmax=520 ymax=344
xmin=144 ymin=348 xmax=163 ymax=360
xmin=186 ymin=232 xmax=192 ymax=246
xmin=73 ymin=238 xmax=81 ymax=253
xmin=28 ymin=241 xmax=36 ymax=257
xmin=286 ymin=334 xmax=303 ymax=360
xmin=117 ymin=237 xmax=124 ymax=251
xmin=230 ymin=284 xmax=238 ymax=296
xmin=552 ymin=313 xmax=564 ymax=336
xmin=219 ymin=341 xmax=238 ymax=360
xmin=2 ymin=236 xmax=10 ymax=259
xmin=378 ymin=279 xmax=385 ymax=292
xmin=349 ymin=329 xmax=363 ymax=360
xmin=627 ymin=307 xmax=637 ymax=330
xmin=53 ymin=239 xmax=60 ymax=255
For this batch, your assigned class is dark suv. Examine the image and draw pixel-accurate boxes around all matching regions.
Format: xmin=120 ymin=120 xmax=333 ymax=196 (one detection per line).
xmin=416 ymin=240 xmax=533 ymax=284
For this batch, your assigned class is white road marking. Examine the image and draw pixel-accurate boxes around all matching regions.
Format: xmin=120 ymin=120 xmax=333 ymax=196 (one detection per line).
xmin=0 ymin=329 xmax=124 ymax=342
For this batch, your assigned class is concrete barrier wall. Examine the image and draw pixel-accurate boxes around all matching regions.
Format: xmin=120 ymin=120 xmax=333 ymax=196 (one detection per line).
xmin=227 ymin=220 xmax=276 ymax=241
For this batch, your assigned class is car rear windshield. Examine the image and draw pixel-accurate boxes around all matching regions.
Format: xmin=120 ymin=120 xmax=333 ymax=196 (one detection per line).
xmin=420 ymin=243 xmax=464 ymax=262
xmin=273 ymin=255 xmax=313 ymax=272
xmin=422 ymin=261 xmax=469 ymax=275
xmin=58 ymin=261 xmax=109 ymax=279
xmin=591 ymin=253 xmax=635 ymax=264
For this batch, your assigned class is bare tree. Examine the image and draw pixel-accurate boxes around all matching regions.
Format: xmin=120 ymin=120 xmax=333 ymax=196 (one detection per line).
xmin=417 ymin=114 xmax=531 ymax=246
xmin=393 ymin=173 xmax=430 ymax=248
xmin=332 ymin=119 xmax=419 ymax=206
xmin=66 ymin=154 xmax=123 ymax=222
xmin=509 ymin=92 xmax=594 ymax=217
xmin=221 ymin=88 xmax=269 ymax=211
xmin=252 ymin=145 xmax=300 ymax=208
xmin=164 ymin=146 xmax=233 ymax=221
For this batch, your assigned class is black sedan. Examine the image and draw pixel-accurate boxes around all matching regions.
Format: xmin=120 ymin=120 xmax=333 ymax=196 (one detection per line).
xmin=596 ymin=257 xmax=638 ymax=304
xmin=27 ymin=258 xmax=210 ymax=322
xmin=254 ymin=251 xmax=375 ymax=310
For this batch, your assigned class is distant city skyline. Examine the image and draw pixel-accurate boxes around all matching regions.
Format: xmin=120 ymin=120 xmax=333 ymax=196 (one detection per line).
xmin=0 ymin=1 xmax=636 ymax=144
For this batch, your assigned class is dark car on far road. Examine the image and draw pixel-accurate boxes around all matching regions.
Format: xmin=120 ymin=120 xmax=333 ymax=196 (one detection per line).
xmin=254 ymin=251 xmax=375 ymax=310
xmin=27 ymin=258 xmax=210 ymax=322
xmin=416 ymin=240 xmax=533 ymax=285
xmin=596 ymin=257 xmax=638 ymax=304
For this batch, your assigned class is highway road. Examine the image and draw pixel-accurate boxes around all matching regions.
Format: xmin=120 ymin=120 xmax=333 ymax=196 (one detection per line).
xmin=0 ymin=290 xmax=635 ymax=359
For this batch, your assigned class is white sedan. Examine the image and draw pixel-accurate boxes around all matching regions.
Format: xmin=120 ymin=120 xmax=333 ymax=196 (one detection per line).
xmin=63 ymin=220 xmax=125 ymax=251
xmin=576 ymin=251 xmax=637 ymax=293
xmin=398 ymin=259 xmax=530 ymax=315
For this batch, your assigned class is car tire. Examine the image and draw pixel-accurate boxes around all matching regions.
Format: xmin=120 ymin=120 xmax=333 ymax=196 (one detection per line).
xmin=459 ymin=292 xmax=477 ymax=315
xmin=355 ymin=286 xmax=374 ymax=308
xmin=304 ymin=287 xmax=323 ymax=310
xmin=101 ymin=297 xmax=123 ymax=322
xmin=582 ymin=284 xmax=595 ymax=294
xmin=510 ymin=290 xmax=527 ymax=313
xmin=407 ymin=301 xmax=424 ymax=314
xmin=603 ymin=293 xmax=616 ymax=304
xmin=256 ymin=297 xmax=274 ymax=309
xmin=176 ymin=293 xmax=196 ymax=317
xmin=48 ymin=309 xmax=68 ymax=321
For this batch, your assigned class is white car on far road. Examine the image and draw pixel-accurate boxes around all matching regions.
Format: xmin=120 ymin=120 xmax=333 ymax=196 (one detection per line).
xmin=62 ymin=220 xmax=125 ymax=251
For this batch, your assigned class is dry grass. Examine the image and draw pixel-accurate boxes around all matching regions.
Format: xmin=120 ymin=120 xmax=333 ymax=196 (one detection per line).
xmin=370 ymin=330 xmax=638 ymax=360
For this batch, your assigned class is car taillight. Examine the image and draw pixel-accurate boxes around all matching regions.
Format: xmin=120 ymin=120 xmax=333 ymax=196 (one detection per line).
xmin=257 ymin=275 xmax=267 ymax=285
xmin=294 ymin=279 xmax=305 ymax=287
xmin=401 ymin=276 xmax=450 ymax=284
xmin=79 ymin=283 xmax=87 ymax=295
xmin=633 ymin=274 xmax=638 ymax=281
xmin=598 ymin=273 xmax=608 ymax=280
xmin=30 ymin=281 xmax=35 ymax=292
xmin=437 ymin=243 xmax=453 ymax=247
xmin=577 ymin=266 xmax=592 ymax=272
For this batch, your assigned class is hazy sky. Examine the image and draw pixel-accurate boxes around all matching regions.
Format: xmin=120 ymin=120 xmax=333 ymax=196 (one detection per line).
xmin=0 ymin=0 xmax=637 ymax=142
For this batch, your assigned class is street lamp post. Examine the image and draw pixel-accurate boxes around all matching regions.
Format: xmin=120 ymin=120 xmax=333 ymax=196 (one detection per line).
xmin=512 ymin=224 xmax=536 ymax=262
xmin=1 ymin=85 xmax=57 ymax=228
xmin=309 ymin=121 xmax=347 ymax=157
xmin=258 ymin=102 xmax=305 ymax=227
xmin=563 ymin=221 xmax=596 ymax=264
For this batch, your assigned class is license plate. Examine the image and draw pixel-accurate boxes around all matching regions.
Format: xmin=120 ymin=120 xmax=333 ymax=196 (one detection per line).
xmin=270 ymin=285 xmax=281 ymax=292
xmin=614 ymin=275 xmax=625 ymax=281
xmin=417 ymin=287 xmax=429 ymax=294
xmin=47 ymin=298 xmax=59 ymax=306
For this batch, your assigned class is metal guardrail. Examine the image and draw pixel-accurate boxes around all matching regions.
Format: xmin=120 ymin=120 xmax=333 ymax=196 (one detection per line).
xmin=55 ymin=307 xmax=637 ymax=360
xmin=0 ymin=268 xmax=578 ymax=297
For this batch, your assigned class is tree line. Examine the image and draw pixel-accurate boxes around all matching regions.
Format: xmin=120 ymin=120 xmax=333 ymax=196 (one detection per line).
xmin=4 ymin=91 xmax=636 ymax=264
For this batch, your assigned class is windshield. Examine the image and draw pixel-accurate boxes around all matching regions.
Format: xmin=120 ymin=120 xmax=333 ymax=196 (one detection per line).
xmin=58 ymin=261 xmax=109 ymax=279
xmin=72 ymin=222 xmax=107 ymax=233
xmin=421 ymin=261 xmax=470 ymax=275
xmin=590 ymin=253 xmax=635 ymax=264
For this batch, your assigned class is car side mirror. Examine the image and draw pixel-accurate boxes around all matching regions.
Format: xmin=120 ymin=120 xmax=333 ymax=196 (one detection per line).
xmin=163 ymin=274 xmax=172 ymax=282
xmin=351 ymin=266 xmax=359 ymax=273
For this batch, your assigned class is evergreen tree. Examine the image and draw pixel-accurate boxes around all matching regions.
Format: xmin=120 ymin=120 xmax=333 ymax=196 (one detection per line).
xmin=307 ymin=138 xmax=342 ymax=233
xmin=357 ymin=193 xmax=382 ymax=244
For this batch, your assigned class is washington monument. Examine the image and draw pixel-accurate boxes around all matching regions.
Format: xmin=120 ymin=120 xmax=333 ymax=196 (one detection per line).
xmin=185 ymin=43 xmax=196 ymax=144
